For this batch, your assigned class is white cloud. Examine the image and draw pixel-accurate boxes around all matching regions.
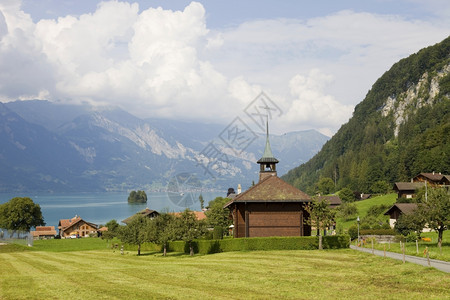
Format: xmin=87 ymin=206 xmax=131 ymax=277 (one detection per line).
xmin=0 ymin=1 xmax=449 ymax=136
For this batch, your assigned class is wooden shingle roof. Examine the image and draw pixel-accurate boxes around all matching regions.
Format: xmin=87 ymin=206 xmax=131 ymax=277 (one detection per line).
xmin=384 ymin=203 xmax=418 ymax=216
xmin=225 ymin=175 xmax=310 ymax=207
xmin=393 ymin=182 xmax=424 ymax=191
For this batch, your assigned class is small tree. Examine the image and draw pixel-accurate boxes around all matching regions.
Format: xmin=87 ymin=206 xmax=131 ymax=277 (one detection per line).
xmin=144 ymin=213 xmax=177 ymax=256
xmin=0 ymin=197 xmax=45 ymax=236
xmin=317 ymin=177 xmax=335 ymax=195
xmin=394 ymin=212 xmax=426 ymax=239
xmin=101 ymin=219 xmax=121 ymax=240
xmin=337 ymin=203 xmax=358 ymax=221
xmin=175 ymin=209 xmax=206 ymax=256
xmin=306 ymin=197 xmax=336 ymax=249
xmin=417 ymin=187 xmax=449 ymax=252
xmin=339 ymin=187 xmax=355 ymax=203
xmin=119 ymin=215 xmax=148 ymax=255
xmin=205 ymin=197 xmax=232 ymax=236
xmin=199 ymin=194 xmax=205 ymax=210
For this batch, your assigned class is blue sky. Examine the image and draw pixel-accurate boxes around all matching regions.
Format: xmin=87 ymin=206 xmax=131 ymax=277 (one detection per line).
xmin=1 ymin=0 xmax=449 ymax=136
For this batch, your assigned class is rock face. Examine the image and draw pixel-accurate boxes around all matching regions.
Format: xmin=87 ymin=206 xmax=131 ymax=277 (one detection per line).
xmin=381 ymin=63 xmax=450 ymax=136
xmin=0 ymin=100 xmax=329 ymax=192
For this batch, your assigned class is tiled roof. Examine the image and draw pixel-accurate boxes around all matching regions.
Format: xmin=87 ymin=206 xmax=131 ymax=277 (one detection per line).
xmin=170 ymin=211 xmax=206 ymax=221
xmin=384 ymin=203 xmax=418 ymax=215
xmin=31 ymin=226 xmax=57 ymax=237
xmin=225 ymin=175 xmax=310 ymax=207
xmin=58 ymin=216 xmax=81 ymax=229
xmin=58 ymin=216 xmax=97 ymax=230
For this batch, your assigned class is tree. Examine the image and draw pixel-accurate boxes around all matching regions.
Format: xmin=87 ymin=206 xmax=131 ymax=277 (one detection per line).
xmin=305 ymin=197 xmax=336 ymax=249
xmin=337 ymin=203 xmax=358 ymax=221
xmin=317 ymin=177 xmax=335 ymax=195
xmin=119 ymin=215 xmax=148 ymax=255
xmin=394 ymin=212 xmax=426 ymax=238
xmin=199 ymin=194 xmax=205 ymax=210
xmin=339 ymin=187 xmax=355 ymax=203
xmin=175 ymin=209 xmax=206 ymax=256
xmin=144 ymin=213 xmax=177 ymax=256
xmin=101 ymin=219 xmax=121 ymax=240
xmin=127 ymin=190 xmax=147 ymax=203
xmin=416 ymin=187 xmax=450 ymax=252
xmin=0 ymin=197 xmax=45 ymax=236
xmin=205 ymin=197 xmax=232 ymax=236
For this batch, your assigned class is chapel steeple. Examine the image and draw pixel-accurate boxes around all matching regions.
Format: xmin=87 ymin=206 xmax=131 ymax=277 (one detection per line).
xmin=257 ymin=118 xmax=279 ymax=182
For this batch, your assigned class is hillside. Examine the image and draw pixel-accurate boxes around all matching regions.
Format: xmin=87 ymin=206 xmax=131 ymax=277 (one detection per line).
xmin=283 ymin=36 xmax=450 ymax=194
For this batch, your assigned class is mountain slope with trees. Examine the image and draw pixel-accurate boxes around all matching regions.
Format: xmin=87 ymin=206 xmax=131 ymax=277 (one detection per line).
xmin=283 ymin=36 xmax=450 ymax=194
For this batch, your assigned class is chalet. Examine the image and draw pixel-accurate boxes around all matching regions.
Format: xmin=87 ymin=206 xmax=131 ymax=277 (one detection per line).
xmin=58 ymin=215 xmax=98 ymax=238
xmin=393 ymin=182 xmax=425 ymax=199
xmin=384 ymin=203 xmax=417 ymax=228
xmin=31 ymin=226 xmax=57 ymax=240
xmin=224 ymin=121 xmax=311 ymax=238
xmin=413 ymin=172 xmax=450 ymax=186
xmin=122 ymin=208 xmax=159 ymax=224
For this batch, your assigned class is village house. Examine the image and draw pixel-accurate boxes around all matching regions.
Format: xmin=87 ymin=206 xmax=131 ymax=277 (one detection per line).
xmin=122 ymin=208 xmax=159 ymax=224
xmin=31 ymin=226 xmax=57 ymax=240
xmin=384 ymin=203 xmax=418 ymax=228
xmin=58 ymin=215 xmax=98 ymax=238
xmin=225 ymin=121 xmax=311 ymax=238
xmin=393 ymin=172 xmax=449 ymax=200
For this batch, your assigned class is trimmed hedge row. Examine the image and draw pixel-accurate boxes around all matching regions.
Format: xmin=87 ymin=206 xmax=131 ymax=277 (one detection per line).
xmin=127 ymin=235 xmax=350 ymax=255
xmin=360 ymin=229 xmax=396 ymax=236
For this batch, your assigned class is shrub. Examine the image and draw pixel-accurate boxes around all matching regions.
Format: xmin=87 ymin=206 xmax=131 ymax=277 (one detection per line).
xmin=359 ymin=229 xmax=396 ymax=235
xmin=213 ymin=226 xmax=223 ymax=240
xmin=348 ymin=225 xmax=358 ymax=240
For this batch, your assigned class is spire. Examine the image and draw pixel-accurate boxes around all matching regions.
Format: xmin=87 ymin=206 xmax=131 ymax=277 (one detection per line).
xmin=257 ymin=116 xmax=279 ymax=164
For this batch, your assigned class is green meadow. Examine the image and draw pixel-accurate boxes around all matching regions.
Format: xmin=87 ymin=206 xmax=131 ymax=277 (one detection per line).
xmin=1 ymin=239 xmax=449 ymax=299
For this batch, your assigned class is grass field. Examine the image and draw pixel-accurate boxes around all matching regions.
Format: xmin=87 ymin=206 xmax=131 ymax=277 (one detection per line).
xmin=337 ymin=193 xmax=397 ymax=230
xmin=1 ymin=240 xmax=449 ymax=299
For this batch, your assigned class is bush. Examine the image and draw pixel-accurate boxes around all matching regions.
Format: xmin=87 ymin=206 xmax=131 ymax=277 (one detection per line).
xmin=213 ymin=226 xmax=223 ymax=240
xmin=359 ymin=229 xmax=396 ymax=235
xmin=348 ymin=225 xmax=358 ymax=240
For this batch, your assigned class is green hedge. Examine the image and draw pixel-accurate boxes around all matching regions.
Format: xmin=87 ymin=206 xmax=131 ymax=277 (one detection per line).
xmin=360 ymin=229 xmax=396 ymax=236
xmin=152 ymin=235 xmax=349 ymax=255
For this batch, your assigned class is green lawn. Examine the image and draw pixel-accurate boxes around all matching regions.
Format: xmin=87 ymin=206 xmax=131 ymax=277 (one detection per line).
xmin=361 ymin=230 xmax=450 ymax=262
xmin=337 ymin=193 xmax=397 ymax=230
xmin=0 ymin=241 xmax=449 ymax=299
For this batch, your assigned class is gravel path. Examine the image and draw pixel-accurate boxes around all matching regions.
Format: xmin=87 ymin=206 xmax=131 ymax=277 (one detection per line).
xmin=350 ymin=245 xmax=450 ymax=273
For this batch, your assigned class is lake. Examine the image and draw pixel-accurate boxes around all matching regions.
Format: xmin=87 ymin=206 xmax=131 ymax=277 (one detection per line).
xmin=0 ymin=191 xmax=224 ymax=230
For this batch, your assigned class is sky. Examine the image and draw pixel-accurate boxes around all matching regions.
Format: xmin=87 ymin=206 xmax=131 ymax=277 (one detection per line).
xmin=0 ymin=1 xmax=449 ymax=136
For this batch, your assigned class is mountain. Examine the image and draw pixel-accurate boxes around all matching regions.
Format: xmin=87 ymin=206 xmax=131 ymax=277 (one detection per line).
xmin=1 ymin=100 xmax=329 ymax=192
xmin=282 ymin=36 xmax=450 ymax=194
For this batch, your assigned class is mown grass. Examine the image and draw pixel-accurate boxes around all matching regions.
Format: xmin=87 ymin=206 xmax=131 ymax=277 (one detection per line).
xmin=0 ymin=247 xmax=448 ymax=300
xmin=32 ymin=237 xmax=113 ymax=252
xmin=337 ymin=193 xmax=397 ymax=230
xmin=361 ymin=231 xmax=450 ymax=262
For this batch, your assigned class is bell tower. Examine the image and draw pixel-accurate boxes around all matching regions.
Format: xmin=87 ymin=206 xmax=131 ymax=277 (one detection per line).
xmin=257 ymin=118 xmax=279 ymax=182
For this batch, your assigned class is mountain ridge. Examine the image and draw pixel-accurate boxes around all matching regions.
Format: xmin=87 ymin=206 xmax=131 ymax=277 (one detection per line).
xmin=282 ymin=36 xmax=450 ymax=194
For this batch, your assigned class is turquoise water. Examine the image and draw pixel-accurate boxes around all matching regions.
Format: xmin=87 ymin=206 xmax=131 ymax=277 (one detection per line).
xmin=0 ymin=191 xmax=223 ymax=230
